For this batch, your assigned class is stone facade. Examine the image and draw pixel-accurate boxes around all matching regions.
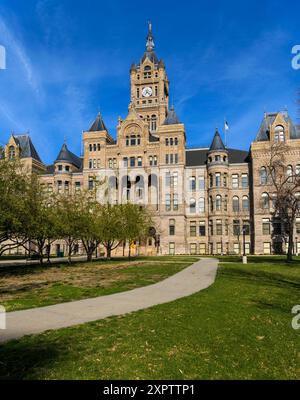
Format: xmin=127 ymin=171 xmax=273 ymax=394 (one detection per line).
xmin=3 ymin=24 xmax=300 ymax=256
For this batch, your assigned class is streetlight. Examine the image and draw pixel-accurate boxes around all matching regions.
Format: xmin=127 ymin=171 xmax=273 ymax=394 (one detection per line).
xmin=242 ymin=227 xmax=247 ymax=264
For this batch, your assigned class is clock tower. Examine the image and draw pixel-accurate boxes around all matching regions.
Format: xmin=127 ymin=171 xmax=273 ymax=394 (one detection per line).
xmin=129 ymin=23 xmax=169 ymax=134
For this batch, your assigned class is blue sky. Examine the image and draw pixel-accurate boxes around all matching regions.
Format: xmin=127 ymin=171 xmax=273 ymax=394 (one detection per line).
xmin=0 ymin=0 xmax=299 ymax=164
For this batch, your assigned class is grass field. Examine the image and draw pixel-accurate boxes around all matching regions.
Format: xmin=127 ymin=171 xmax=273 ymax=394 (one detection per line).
xmin=0 ymin=256 xmax=199 ymax=312
xmin=0 ymin=256 xmax=299 ymax=380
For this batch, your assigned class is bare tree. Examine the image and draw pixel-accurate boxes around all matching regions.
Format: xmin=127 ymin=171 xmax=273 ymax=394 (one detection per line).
xmin=266 ymin=142 xmax=300 ymax=262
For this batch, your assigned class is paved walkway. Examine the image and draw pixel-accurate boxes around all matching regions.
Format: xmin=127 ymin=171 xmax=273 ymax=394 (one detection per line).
xmin=0 ymin=258 xmax=218 ymax=344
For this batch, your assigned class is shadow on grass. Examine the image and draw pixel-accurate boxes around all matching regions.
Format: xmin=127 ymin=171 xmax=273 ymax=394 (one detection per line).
xmin=219 ymin=265 xmax=300 ymax=291
xmin=0 ymin=340 xmax=61 ymax=380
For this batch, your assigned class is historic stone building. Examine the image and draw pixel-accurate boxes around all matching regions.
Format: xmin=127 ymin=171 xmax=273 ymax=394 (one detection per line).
xmin=3 ymin=25 xmax=300 ymax=256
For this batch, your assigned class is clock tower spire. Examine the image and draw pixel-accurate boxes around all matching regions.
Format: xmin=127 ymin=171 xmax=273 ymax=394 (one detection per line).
xmin=129 ymin=23 xmax=169 ymax=133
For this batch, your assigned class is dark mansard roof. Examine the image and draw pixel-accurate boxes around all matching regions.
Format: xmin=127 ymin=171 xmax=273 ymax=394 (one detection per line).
xmin=186 ymin=148 xmax=249 ymax=167
xmin=163 ymin=106 xmax=181 ymax=125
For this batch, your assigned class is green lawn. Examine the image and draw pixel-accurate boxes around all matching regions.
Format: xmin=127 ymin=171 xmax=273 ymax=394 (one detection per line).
xmin=0 ymin=256 xmax=199 ymax=312
xmin=0 ymin=256 xmax=299 ymax=380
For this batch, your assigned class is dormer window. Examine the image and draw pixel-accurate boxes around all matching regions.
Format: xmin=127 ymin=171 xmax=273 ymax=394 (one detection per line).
xmin=274 ymin=125 xmax=285 ymax=142
xmin=8 ymin=146 xmax=15 ymax=160
xmin=65 ymin=165 xmax=70 ymax=172
xmin=58 ymin=165 xmax=63 ymax=171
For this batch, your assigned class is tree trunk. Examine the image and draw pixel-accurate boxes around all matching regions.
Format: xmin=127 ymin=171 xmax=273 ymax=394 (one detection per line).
xmin=68 ymin=241 xmax=72 ymax=264
xmin=46 ymin=243 xmax=51 ymax=264
xmin=128 ymin=244 xmax=131 ymax=260
xmin=106 ymin=246 xmax=111 ymax=260
xmin=287 ymin=231 xmax=294 ymax=262
xmin=87 ymin=249 xmax=93 ymax=262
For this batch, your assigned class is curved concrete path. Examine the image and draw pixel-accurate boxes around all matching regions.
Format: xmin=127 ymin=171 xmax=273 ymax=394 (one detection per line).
xmin=0 ymin=258 xmax=218 ymax=344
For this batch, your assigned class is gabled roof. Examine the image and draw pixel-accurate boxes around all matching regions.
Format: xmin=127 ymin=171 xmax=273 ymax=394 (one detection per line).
xmin=55 ymin=143 xmax=82 ymax=169
xmin=13 ymin=134 xmax=42 ymax=163
xmin=163 ymin=106 xmax=181 ymax=125
xmin=209 ymin=129 xmax=226 ymax=152
xmin=255 ymin=111 xmax=300 ymax=141
xmin=88 ymin=113 xmax=107 ymax=132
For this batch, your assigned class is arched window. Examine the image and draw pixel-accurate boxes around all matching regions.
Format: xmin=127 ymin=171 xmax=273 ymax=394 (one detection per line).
xmin=126 ymin=136 xmax=129 ymax=146
xmin=242 ymin=195 xmax=249 ymax=211
xmin=199 ymin=197 xmax=205 ymax=213
xmin=216 ymin=195 xmax=222 ymax=211
xmin=261 ymin=193 xmax=269 ymax=209
xmin=232 ymin=196 xmax=239 ymax=212
xmin=151 ymin=115 xmax=157 ymax=132
xmin=190 ymin=198 xmax=196 ymax=213
xmin=8 ymin=146 xmax=15 ymax=160
xmin=274 ymin=125 xmax=285 ymax=142
xmin=260 ymin=167 xmax=267 ymax=185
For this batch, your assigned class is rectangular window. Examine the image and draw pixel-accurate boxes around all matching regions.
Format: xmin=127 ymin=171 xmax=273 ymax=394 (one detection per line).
xmin=165 ymin=194 xmax=171 ymax=211
xmin=241 ymin=174 xmax=249 ymax=188
xmin=169 ymin=219 xmax=175 ymax=236
xmin=216 ymin=173 xmax=221 ymax=187
xmin=232 ymin=174 xmax=239 ymax=189
xmin=137 ymin=157 xmax=142 ymax=167
xmin=75 ymin=182 xmax=81 ymax=191
xmin=199 ymin=222 xmax=206 ymax=236
xmin=88 ymin=179 xmax=94 ymax=190
xmin=296 ymin=218 xmax=300 ymax=234
xmin=199 ymin=243 xmax=206 ymax=255
xmin=216 ymin=220 xmax=222 ymax=235
xmin=130 ymin=157 xmax=135 ymax=167
xmin=170 ymin=154 xmax=174 ymax=164
xmin=262 ymin=219 xmax=270 ymax=235
xmin=245 ymin=243 xmax=250 ymax=255
xmin=199 ymin=177 xmax=205 ymax=190
xmin=216 ymin=242 xmax=222 ymax=254
xmin=243 ymin=221 xmax=250 ymax=235
xmin=190 ymin=221 xmax=197 ymax=237
xmin=149 ymin=156 xmax=153 ymax=166
xmin=153 ymin=156 xmax=157 ymax=166
xmin=169 ymin=242 xmax=175 ymax=255
xmin=175 ymin=153 xmax=178 ymax=164
xmin=209 ymin=220 xmax=213 ymax=236
xmin=123 ymin=157 xmax=128 ymax=167
xmin=190 ymin=243 xmax=197 ymax=255
xmin=173 ymin=193 xmax=179 ymax=211
xmin=166 ymin=154 xmax=169 ymax=164
xmin=234 ymin=243 xmax=240 ymax=254
xmin=165 ymin=172 xmax=171 ymax=187
xmin=189 ymin=177 xmax=196 ymax=191
xmin=263 ymin=242 xmax=271 ymax=255
xmin=233 ymin=220 xmax=240 ymax=236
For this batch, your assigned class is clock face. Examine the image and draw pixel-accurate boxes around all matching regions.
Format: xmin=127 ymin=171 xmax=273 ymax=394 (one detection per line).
xmin=142 ymin=87 xmax=152 ymax=97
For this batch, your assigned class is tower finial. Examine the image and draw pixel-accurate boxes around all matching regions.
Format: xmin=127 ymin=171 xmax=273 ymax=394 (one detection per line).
xmin=146 ymin=21 xmax=154 ymax=51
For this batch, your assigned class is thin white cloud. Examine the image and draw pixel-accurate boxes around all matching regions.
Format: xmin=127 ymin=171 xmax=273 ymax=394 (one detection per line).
xmin=0 ymin=15 xmax=41 ymax=96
